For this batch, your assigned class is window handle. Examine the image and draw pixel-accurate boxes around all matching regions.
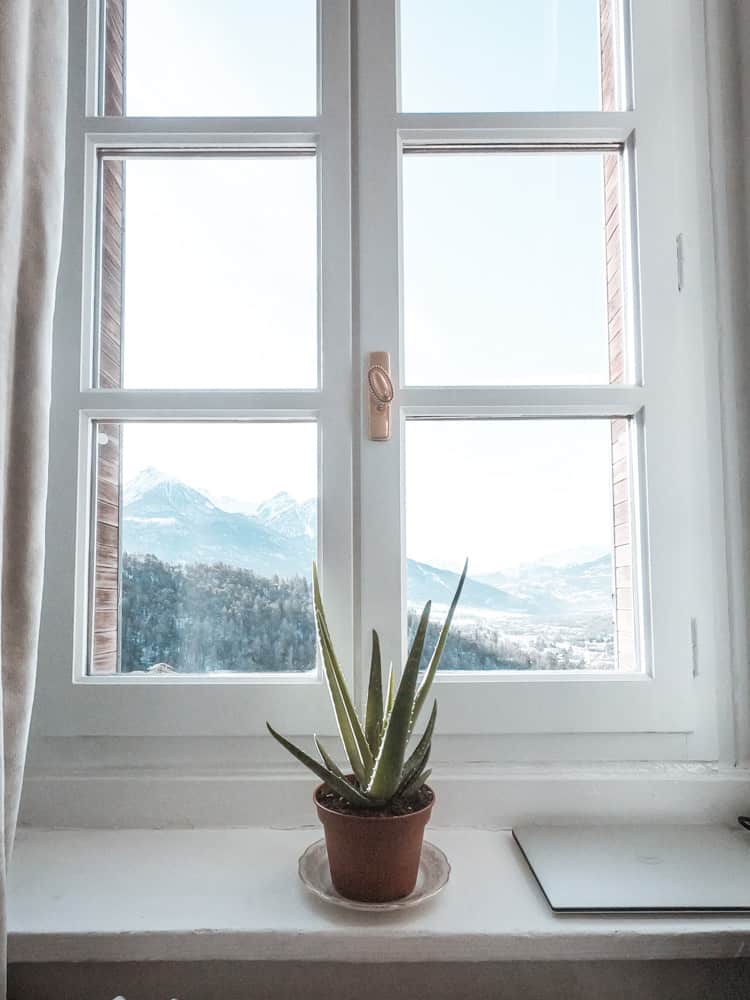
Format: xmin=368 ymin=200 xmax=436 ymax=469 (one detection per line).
xmin=367 ymin=352 xmax=394 ymax=441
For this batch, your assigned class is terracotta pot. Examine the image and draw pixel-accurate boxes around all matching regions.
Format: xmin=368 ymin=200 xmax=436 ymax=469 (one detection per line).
xmin=314 ymin=783 xmax=434 ymax=902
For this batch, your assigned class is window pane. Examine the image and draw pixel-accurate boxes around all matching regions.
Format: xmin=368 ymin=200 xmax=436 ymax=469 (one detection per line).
xmin=90 ymin=422 xmax=318 ymax=675
xmin=403 ymin=151 xmax=625 ymax=386
xmin=405 ymin=419 xmax=637 ymax=672
xmin=96 ymin=155 xmax=318 ymax=389
xmin=102 ymin=0 xmax=316 ymax=116
xmin=400 ymin=0 xmax=615 ymax=112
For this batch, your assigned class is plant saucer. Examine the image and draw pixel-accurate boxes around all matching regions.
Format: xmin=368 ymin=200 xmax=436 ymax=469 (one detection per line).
xmin=298 ymin=838 xmax=450 ymax=912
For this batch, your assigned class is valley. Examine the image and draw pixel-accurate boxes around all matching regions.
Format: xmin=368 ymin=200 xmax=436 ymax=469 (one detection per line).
xmin=119 ymin=468 xmax=618 ymax=673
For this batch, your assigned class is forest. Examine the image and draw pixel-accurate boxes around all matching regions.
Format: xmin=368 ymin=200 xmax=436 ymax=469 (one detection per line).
xmin=120 ymin=553 xmax=533 ymax=673
xmin=121 ymin=554 xmax=317 ymax=673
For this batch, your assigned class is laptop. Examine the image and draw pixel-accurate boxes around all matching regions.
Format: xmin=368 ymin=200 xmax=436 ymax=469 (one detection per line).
xmin=513 ymin=824 xmax=750 ymax=913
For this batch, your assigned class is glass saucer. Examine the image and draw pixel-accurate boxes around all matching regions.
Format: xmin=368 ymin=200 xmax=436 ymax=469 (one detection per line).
xmin=298 ymin=838 xmax=450 ymax=912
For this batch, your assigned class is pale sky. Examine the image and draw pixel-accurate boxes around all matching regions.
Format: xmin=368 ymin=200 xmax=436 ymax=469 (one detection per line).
xmin=123 ymin=0 xmax=316 ymax=116
xmin=400 ymin=0 xmax=601 ymax=112
xmin=115 ymin=1 xmax=614 ymax=575
xmin=403 ymin=151 xmax=609 ymax=385
xmin=121 ymin=422 xmax=317 ymax=510
xmin=405 ymin=419 xmax=614 ymax=574
xmin=120 ymin=156 xmax=317 ymax=390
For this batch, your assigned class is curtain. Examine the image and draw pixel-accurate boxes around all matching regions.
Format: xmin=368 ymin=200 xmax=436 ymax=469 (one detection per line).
xmin=0 ymin=1 xmax=67 ymax=993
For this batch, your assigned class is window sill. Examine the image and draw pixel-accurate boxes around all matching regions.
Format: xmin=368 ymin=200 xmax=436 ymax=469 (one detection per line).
xmin=9 ymin=827 xmax=750 ymax=964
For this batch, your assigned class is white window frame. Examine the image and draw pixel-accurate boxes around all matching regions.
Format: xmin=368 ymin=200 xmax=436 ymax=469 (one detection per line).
xmin=35 ymin=0 xmax=353 ymax=738
xmin=34 ymin=0 xmax=729 ymax=764
xmin=355 ymin=0 xmax=727 ymax=746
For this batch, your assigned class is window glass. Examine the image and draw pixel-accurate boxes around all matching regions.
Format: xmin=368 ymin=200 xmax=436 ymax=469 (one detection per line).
xmin=400 ymin=0 xmax=608 ymax=112
xmin=90 ymin=421 xmax=318 ymax=675
xmin=96 ymin=155 xmax=318 ymax=389
xmin=403 ymin=151 xmax=625 ymax=386
xmin=405 ymin=418 xmax=636 ymax=672
xmin=103 ymin=0 xmax=317 ymax=116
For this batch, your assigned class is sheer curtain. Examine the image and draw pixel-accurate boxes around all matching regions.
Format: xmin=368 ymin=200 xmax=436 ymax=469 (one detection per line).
xmin=0 ymin=1 xmax=67 ymax=993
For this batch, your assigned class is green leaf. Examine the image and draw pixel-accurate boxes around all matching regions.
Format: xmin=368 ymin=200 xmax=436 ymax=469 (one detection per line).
xmin=313 ymin=563 xmax=374 ymax=783
xmin=314 ymin=736 xmax=348 ymax=783
xmin=385 ymin=663 xmax=395 ymax=719
xmin=367 ymin=601 xmax=432 ymax=801
xmin=398 ymin=741 xmax=431 ymax=798
xmin=412 ymin=559 xmax=468 ymax=728
xmin=316 ymin=616 xmax=366 ymax=785
xmin=365 ymin=630 xmax=384 ymax=755
xmin=401 ymin=767 xmax=432 ymax=801
xmin=398 ymin=701 xmax=437 ymax=793
xmin=266 ymin=723 xmax=374 ymax=808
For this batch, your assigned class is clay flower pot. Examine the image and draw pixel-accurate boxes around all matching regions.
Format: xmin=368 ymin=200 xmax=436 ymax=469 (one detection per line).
xmin=315 ymin=782 xmax=434 ymax=902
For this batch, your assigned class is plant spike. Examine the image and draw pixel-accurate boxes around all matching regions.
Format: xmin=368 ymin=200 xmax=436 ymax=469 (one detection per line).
xmin=399 ymin=701 xmax=437 ymax=792
xmin=316 ymin=617 xmax=367 ymax=785
xmin=364 ymin=630 xmax=383 ymax=755
xmin=267 ymin=724 xmax=375 ymax=808
xmin=367 ymin=600 xmax=432 ymax=801
xmin=315 ymin=597 xmax=370 ymax=772
xmin=268 ymin=563 xmax=465 ymax=811
xmin=412 ymin=559 xmax=468 ymax=729
xmin=397 ymin=741 xmax=432 ymax=798
xmin=313 ymin=563 xmax=374 ymax=782
xmin=314 ymin=735 xmax=348 ymax=783
xmin=401 ymin=767 xmax=432 ymax=800
xmin=385 ymin=663 xmax=395 ymax=718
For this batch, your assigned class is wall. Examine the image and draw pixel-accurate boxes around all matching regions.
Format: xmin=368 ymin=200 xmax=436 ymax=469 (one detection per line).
xmin=8 ymin=960 xmax=750 ymax=1000
xmin=705 ymin=0 xmax=750 ymax=765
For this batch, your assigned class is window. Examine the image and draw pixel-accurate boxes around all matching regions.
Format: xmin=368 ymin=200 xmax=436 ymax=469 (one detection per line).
xmin=38 ymin=0 xmax=723 ymax=755
xmin=355 ymin=0 xmax=718 ymax=740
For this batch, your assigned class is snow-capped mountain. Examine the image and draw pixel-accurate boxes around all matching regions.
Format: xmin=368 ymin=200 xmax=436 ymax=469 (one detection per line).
xmin=255 ymin=491 xmax=316 ymax=539
xmin=123 ymin=466 xmax=174 ymax=506
xmin=407 ymin=559 xmax=531 ymax=613
xmin=199 ymin=491 xmax=259 ymax=518
xmin=123 ymin=474 xmax=314 ymax=579
xmin=479 ymin=555 xmax=613 ymax=614
xmin=122 ymin=470 xmax=612 ymax=617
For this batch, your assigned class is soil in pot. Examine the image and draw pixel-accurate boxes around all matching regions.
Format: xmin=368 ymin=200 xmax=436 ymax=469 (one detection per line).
xmin=315 ymin=782 xmax=434 ymax=903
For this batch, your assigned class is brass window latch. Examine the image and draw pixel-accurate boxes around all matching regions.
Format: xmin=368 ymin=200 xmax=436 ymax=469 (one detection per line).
xmin=367 ymin=351 xmax=394 ymax=441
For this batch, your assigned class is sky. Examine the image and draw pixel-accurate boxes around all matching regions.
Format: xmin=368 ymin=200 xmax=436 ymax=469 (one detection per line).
xmin=121 ymin=422 xmax=318 ymax=512
xmin=112 ymin=0 xmax=615 ymax=575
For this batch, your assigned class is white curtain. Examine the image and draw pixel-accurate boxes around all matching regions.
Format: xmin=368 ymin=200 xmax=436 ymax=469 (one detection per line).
xmin=0 ymin=1 xmax=67 ymax=994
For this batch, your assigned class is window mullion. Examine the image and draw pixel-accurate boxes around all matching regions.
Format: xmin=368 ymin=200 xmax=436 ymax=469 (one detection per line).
xmin=356 ymin=0 xmax=405 ymax=692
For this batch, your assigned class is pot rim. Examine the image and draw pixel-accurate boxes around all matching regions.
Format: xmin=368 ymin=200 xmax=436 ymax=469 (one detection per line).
xmin=313 ymin=781 xmax=435 ymax=821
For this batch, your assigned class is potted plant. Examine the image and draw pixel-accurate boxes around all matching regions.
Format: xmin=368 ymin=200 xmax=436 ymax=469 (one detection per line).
xmin=267 ymin=561 xmax=467 ymax=903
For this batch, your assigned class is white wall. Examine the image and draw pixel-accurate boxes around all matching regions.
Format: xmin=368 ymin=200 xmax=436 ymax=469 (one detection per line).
xmin=704 ymin=0 xmax=750 ymax=766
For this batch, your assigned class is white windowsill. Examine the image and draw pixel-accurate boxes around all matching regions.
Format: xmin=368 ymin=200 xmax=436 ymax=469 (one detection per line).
xmin=9 ymin=827 xmax=750 ymax=964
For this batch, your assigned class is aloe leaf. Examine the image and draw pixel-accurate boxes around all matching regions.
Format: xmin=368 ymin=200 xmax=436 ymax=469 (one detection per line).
xmin=398 ymin=741 xmax=431 ymax=797
xmin=267 ymin=723 xmax=373 ymax=808
xmin=385 ymin=663 xmax=395 ymax=718
xmin=316 ymin=619 xmax=366 ymax=785
xmin=401 ymin=767 xmax=432 ymax=801
xmin=412 ymin=559 xmax=468 ymax=728
xmin=314 ymin=736 xmax=348 ymax=783
xmin=399 ymin=701 xmax=437 ymax=789
xmin=365 ymin=630 xmax=384 ymax=754
xmin=313 ymin=564 xmax=373 ymax=771
xmin=367 ymin=601 xmax=432 ymax=801
xmin=312 ymin=564 xmax=374 ymax=782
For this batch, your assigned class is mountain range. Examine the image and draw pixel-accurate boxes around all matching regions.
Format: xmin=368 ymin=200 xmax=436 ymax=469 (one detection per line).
xmin=122 ymin=468 xmax=612 ymax=617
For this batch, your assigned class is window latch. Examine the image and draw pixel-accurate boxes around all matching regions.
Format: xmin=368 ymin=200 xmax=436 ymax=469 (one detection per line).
xmin=367 ymin=352 xmax=394 ymax=441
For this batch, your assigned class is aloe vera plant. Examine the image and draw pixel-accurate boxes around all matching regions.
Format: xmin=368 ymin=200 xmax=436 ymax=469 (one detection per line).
xmin=267 ymin=560 xmax=467 ymax=809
